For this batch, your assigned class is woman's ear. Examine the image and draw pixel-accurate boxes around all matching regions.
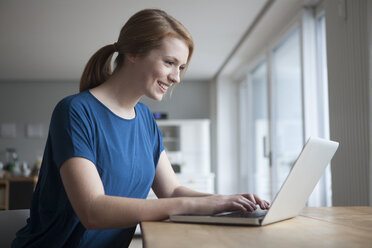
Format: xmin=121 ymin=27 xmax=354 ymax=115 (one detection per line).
xmin=126 ymin=53 xmax=137 ymax=63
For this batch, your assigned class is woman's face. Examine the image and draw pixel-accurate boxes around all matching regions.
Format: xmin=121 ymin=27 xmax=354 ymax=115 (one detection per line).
xmin=131 ymin=36 xmax=189 ymax=101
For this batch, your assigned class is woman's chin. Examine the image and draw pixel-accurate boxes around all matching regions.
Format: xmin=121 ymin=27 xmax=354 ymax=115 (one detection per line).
xmin=146 ymin=93 xmax=164 ymax=102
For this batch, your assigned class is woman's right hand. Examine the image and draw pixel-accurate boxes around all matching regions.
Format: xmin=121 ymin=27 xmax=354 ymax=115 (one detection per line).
xmin=189 ymin=194 xmax=270 ymax=216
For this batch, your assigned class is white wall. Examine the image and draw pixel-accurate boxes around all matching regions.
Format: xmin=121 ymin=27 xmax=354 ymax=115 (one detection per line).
xmin=213 ymin=76 xmax=240 ymax=194
xmin=325 ymin=0 xmax=371 ymax=206
xmin=0 ymin=80 xmax=210 ymax=165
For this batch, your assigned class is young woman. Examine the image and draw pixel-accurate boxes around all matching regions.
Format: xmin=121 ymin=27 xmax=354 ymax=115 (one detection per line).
xmin=13 ymin=9 xmax=269 ymax=248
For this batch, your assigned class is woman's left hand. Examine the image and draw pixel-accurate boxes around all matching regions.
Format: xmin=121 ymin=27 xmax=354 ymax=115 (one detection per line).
xmin=243 ymin=193 xmax=270 ymax=210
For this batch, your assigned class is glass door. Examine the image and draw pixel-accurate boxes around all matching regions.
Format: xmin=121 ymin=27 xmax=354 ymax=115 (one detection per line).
xmin=270 ymin=28 xmax=304 ymax=196
xmin=246 ymin=28 xmax=304 ymax=201
xmin=248 ymin=61 xmax=271 ymax=201
xmin=244 ymin=15 xmax=331 ymax=204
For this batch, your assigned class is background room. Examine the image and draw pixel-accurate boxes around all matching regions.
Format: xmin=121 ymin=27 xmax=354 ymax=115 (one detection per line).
xmin=0 ymin=0 xmax=371 ymax=233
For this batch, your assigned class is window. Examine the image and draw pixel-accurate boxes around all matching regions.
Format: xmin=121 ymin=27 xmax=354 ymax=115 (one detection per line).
xmin=248 ymin=61 xmax=270 ymax=201
xmin=271 ymin=28 xmax=303 ymax=194
xmin=240 ymin=8 xmax=331 ymax=205
xmin=309 ymin=12 xmax=332 ymax=206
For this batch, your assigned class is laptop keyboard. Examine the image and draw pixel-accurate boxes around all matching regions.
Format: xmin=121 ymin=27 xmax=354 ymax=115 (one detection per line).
xmin=215 ymin=209 xmax=268 ymax=218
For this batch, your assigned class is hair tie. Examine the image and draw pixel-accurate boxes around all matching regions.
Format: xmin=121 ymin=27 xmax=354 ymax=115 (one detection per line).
xmin=113 ymin=42 xmax=119 ymax=52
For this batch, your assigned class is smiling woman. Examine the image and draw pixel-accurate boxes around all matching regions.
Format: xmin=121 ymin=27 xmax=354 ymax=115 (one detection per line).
xmin=11 ymin=8 xmax=269 ymax=248
xmin=121 ymin=36 xmax=189 ymax=102
xmin=79 ymin=9 xmax=194 ymax=94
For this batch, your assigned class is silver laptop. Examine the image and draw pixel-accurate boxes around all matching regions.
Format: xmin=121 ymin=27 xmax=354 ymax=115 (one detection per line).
xmin=170 ymin=137 xmax=339 ymax=226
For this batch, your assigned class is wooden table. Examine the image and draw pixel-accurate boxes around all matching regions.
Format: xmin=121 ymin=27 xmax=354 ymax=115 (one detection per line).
xmin=140 ymin=207 xmax=372 ymax=248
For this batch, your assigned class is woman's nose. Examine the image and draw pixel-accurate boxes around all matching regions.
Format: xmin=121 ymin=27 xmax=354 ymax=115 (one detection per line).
xmin=169 ymin=69 xmax=181 ymax=84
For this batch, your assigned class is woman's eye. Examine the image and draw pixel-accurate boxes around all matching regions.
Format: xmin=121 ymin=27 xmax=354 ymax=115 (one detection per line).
xmin=165 ymin=60 xmax=185 ymax=71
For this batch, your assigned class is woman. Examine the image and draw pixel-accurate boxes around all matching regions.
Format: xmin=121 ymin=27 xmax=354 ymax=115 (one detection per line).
xmin=13 ymin=9 xmax=270 ymax=248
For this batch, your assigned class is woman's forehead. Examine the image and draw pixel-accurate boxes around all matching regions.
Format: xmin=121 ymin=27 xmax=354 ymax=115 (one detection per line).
xmin=156 ymin=37 xmax=189 ymax=64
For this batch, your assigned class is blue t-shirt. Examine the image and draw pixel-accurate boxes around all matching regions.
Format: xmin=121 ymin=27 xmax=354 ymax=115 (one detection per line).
xmin=12 ymin=90 xmax=164 ymax=248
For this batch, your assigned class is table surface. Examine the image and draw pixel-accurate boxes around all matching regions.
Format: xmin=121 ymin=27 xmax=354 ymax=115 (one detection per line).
xmin=140 ymin=207 xmax=372 ymax=248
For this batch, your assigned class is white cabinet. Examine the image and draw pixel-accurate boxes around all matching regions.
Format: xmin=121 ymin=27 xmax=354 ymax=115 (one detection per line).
xmin=157 ymin=119 xmax=212 ymax=176
xmin=177 ymin=174 xmax=215 ymax=194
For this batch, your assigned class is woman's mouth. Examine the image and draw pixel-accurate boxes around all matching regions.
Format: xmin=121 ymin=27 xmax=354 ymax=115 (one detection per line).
xmin=157 ymin=81 xmax=169 ymax=92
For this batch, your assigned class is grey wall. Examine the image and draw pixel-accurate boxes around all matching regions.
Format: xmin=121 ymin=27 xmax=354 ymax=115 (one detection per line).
xmin=0 ymin=80 xmax=79 ymax=165
xmin=140 ymin=80 xmax=210 ymax=119
xmin=325 ymin=0 xmax=371 ymax=206
xmin=0 ymin=80 xmax=210 ymax=165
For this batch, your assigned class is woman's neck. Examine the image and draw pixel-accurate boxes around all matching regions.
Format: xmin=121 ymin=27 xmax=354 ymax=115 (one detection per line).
xmin=90 ymin=69 xmax=142 ymax=119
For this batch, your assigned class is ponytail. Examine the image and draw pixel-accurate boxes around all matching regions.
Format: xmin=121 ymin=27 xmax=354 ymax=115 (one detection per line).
xmin=79 ymin=43 xmax=116 ymax=92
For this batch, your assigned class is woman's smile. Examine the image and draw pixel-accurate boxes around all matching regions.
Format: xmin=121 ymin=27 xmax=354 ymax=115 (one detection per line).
xmin=157 ymin=81 xmax=170 ymax=93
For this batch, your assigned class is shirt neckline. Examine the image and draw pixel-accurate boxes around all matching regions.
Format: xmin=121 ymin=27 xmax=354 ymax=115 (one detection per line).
xmin=86 ymin=90 xmax=137 ymax=121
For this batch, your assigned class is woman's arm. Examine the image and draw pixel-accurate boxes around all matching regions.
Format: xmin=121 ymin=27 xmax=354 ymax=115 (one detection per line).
xmin=60 ymin=157 xmax=262 ymax=229
xmin=152 ymin=151 xmax=270 ymax=208
xmin=60 ymin=157 xmax=193 ymax=230
xmin=60 ymin=155 xmax=265 ymax=230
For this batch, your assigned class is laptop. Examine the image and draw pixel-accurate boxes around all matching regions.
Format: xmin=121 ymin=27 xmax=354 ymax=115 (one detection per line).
xmin=170 ymin=137 xmax=339 ymax=226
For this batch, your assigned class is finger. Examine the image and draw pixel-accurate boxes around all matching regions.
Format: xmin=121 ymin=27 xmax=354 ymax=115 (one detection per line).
xmin=252 ymin=194 xmax=269 ymax=210
xmin=259 ymin=200 xmax=269 ymax=209
xmin=264 ymin=200 xmax=271 ymax=209
xmin=244 ymin=193 xmax=267 ymax=209
xmin=248 ymin=194 xmax=257 ymax=204
xmin=238 ymin=197 xmax=256 ymax=212
xmin=242 ymin=193 xmax=257 ymax=205
xmin=253 ymin=194 xmax=265 ymax=208
xmin=259 ymin=200 xmax=268 ymax=209
xmin=231 ymin=202 xmax=246 ymax=212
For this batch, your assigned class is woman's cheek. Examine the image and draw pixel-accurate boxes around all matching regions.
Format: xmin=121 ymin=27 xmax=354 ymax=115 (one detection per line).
xmin=155 ymin=66 xmax=168 ymax=78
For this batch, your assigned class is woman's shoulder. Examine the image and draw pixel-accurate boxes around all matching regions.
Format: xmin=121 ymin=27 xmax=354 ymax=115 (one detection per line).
xmin=51 ymin=91 xmax=94 ymax=120
xmin=136 ymin=102 xmax=154 ymax=118
xmin=136 ymin=101 xmax=149 ymax=111
xmin=55 ymin=91 xmax=91 ymax=112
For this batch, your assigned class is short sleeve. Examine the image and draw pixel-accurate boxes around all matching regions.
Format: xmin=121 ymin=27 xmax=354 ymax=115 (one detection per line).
xmin=151 ymin=115 xmax=164 ymax=168
xmin=49 ymin=98 xmax=96 ymax=168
